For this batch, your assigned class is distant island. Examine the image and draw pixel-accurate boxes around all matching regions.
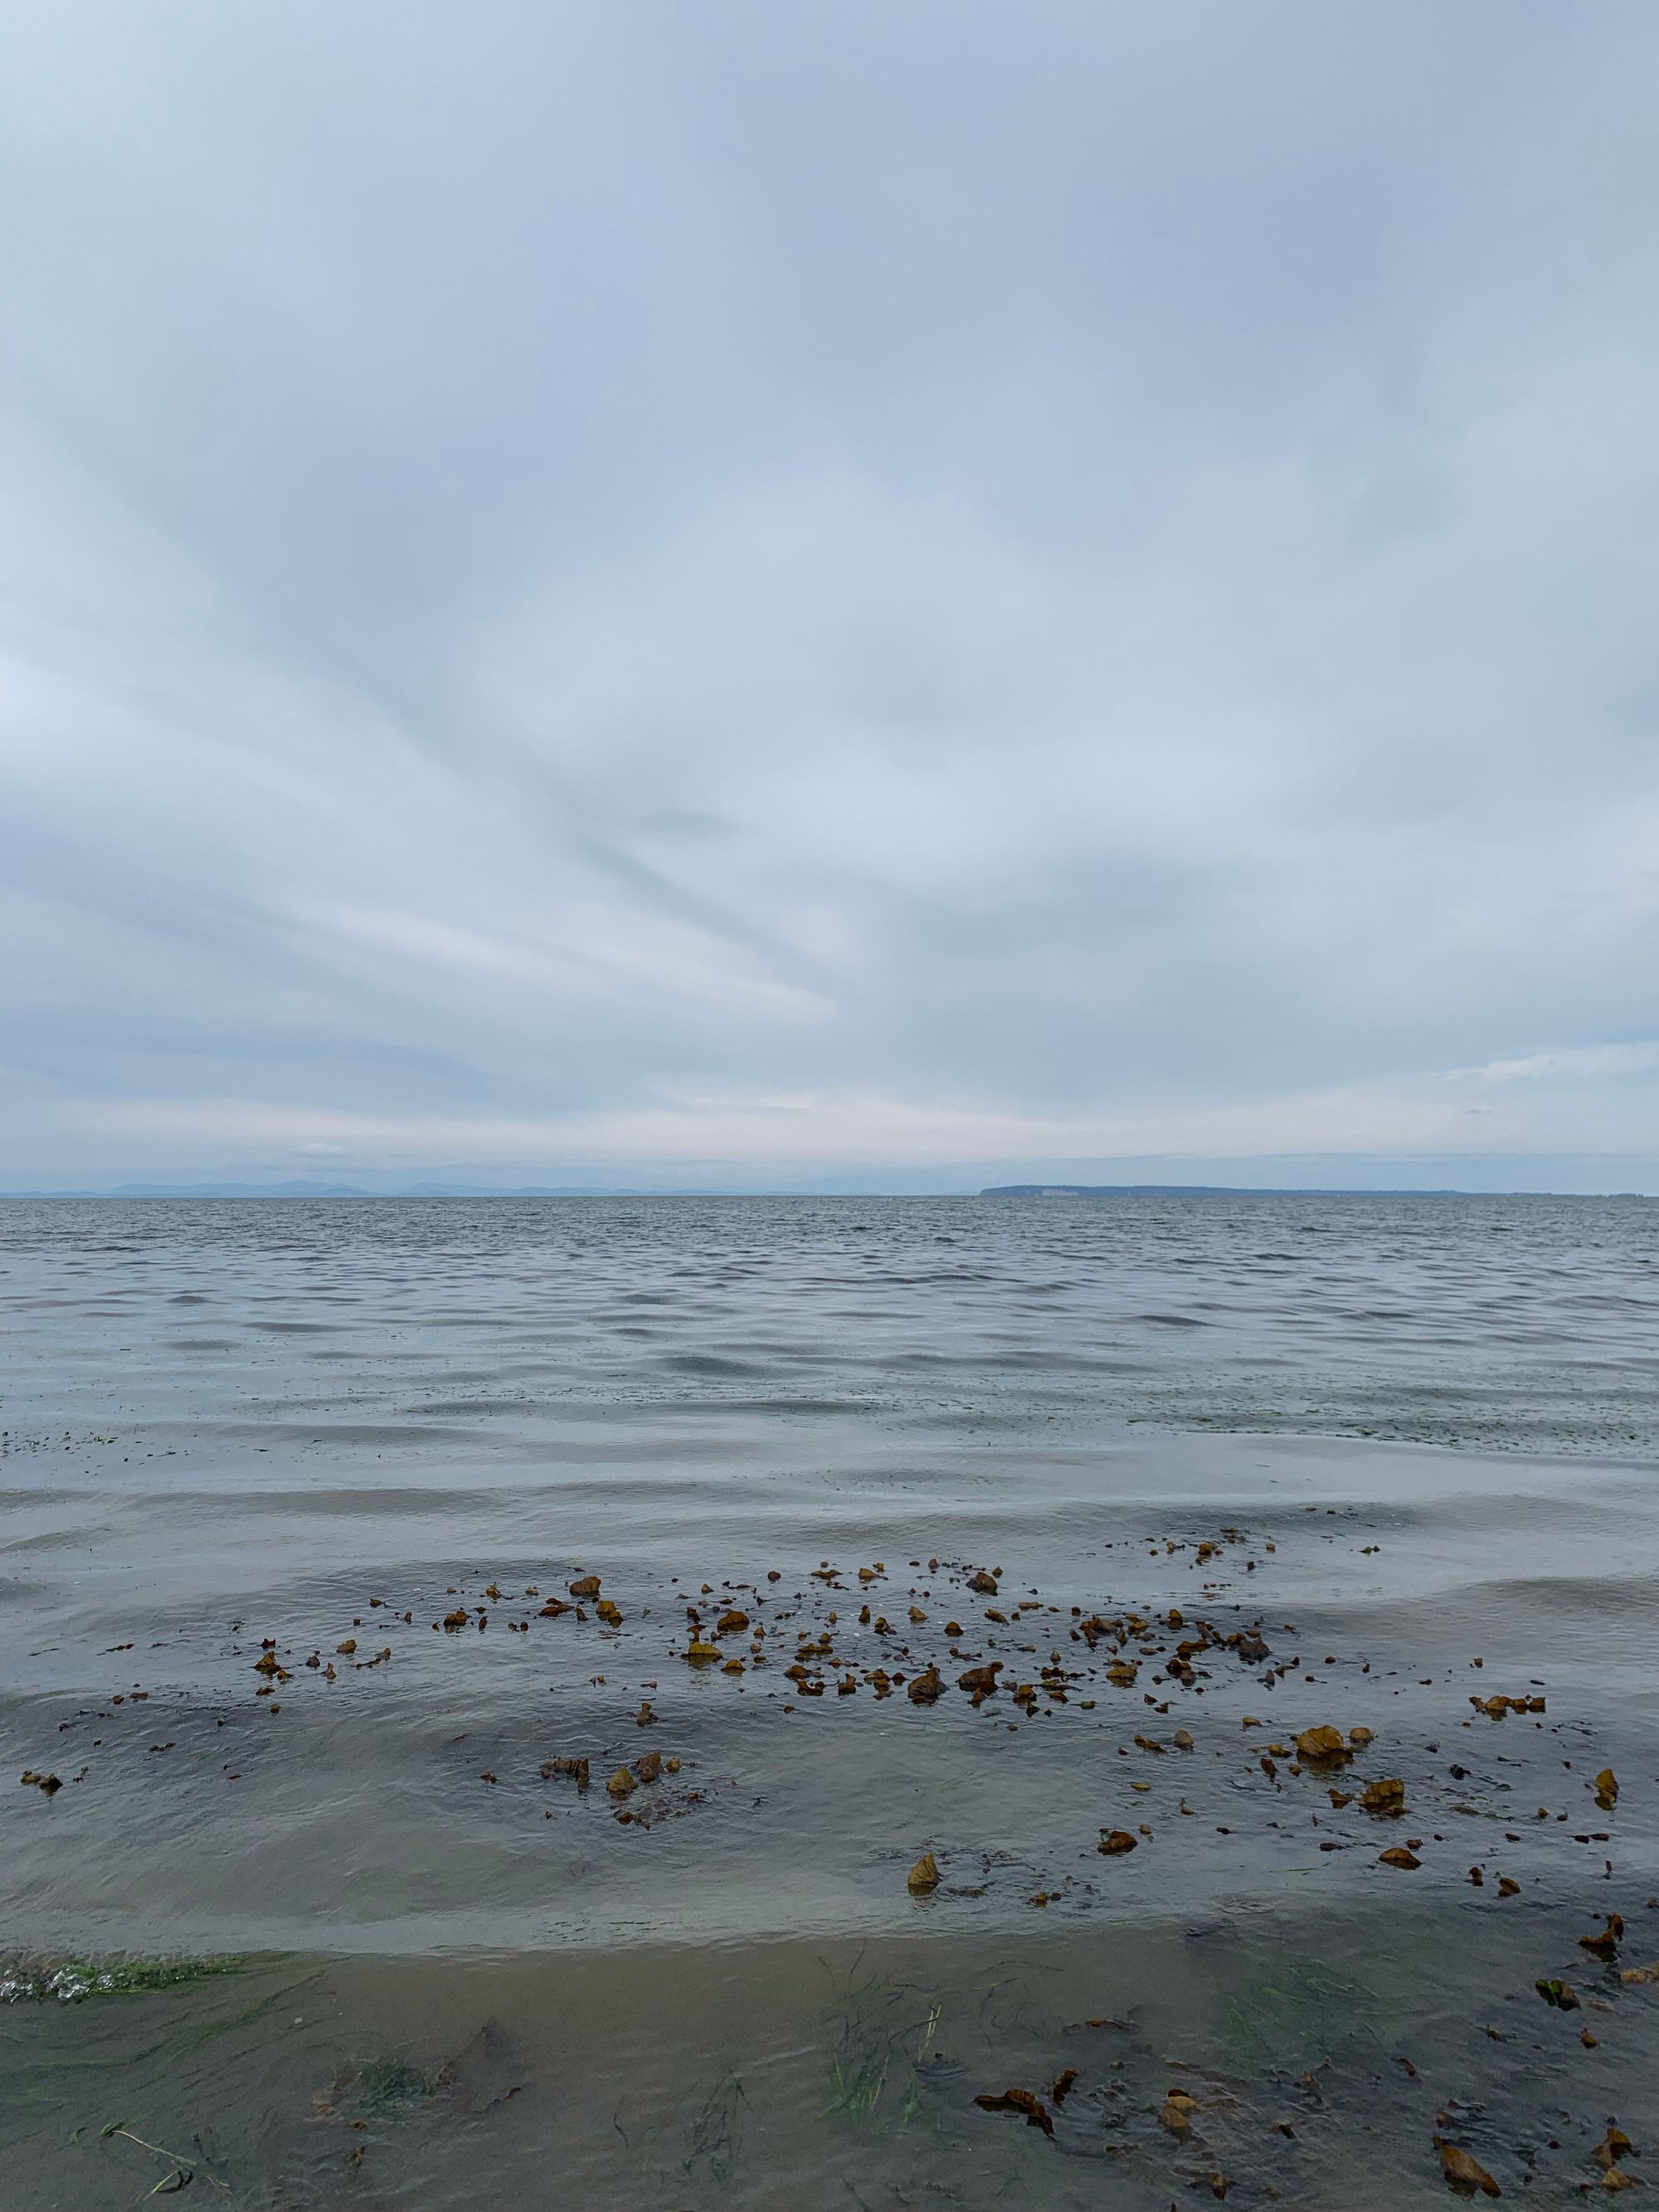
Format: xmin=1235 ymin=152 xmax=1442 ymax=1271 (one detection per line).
xmin=980 ymin=1183 xmax=1472 ymax=1198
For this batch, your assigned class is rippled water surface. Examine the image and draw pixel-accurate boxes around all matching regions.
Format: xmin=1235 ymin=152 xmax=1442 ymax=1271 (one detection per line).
xmin=2 ymin=1194 xmax=1657 ymax=2208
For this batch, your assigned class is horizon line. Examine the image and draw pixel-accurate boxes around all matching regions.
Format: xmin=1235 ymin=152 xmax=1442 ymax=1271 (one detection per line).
xmin=3 ymin=1181 xmax=1655 ymax=1203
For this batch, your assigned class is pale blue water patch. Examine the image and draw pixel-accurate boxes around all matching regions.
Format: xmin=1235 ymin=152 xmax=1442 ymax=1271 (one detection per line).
xmin=0 ymin=1194 xmax=1656 ymax=1462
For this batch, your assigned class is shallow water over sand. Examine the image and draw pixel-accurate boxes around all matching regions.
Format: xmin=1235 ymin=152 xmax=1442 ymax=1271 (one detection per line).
xmin=2 ymin=1195 xmax=1657 ymax=2205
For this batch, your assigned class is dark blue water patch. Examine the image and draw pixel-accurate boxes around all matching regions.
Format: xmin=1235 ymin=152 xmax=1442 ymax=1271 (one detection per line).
xmin=247 ymin=1320 xmax=350 ymax=1334
xmin=658 ymin=1355 xmax=771 ymax=1378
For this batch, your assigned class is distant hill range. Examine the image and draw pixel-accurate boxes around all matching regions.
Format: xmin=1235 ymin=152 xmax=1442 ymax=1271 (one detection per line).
xmin=980 ymin=1183 xmax=1471 ymax=1198
xmin=1 ymin=1181 xmax=645 ymax=1199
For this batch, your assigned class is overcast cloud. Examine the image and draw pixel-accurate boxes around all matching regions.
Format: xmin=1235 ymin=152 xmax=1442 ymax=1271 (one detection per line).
xmin=3 ymin=1 xmax=1658 ymax=1190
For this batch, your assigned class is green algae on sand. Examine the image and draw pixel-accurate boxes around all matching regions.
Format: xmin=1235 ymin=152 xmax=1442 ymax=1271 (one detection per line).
xmin=0 ymin=1952 xmax=246 ymax=2005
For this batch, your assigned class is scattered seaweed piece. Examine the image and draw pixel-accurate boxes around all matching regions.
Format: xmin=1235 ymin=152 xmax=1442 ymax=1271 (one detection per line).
xmin=1437 ymin=2140 xmax=1501 ymax=2197
xmin=1295 ymin=1726 xmax=1351 ymax=1766
xmin=1535 ymin=1978 xmax=1579 ymax=2010
xmin=1579 ymin=1914 xmax=1624 ymax=1962
xmin=1596 ymin=2126 xmax=1635 ymax=2172
xmin=975 ymin=2088 xmax=1053 ymax=2134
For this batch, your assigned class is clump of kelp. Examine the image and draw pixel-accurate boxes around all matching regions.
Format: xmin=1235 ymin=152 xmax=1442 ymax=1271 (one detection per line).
xmin=0 ymin=1952 xmax=244 ymax=2005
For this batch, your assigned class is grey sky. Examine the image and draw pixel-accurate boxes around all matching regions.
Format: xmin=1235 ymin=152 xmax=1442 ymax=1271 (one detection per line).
xmin=3 ymin=2 xmax=1658 ymax=1189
